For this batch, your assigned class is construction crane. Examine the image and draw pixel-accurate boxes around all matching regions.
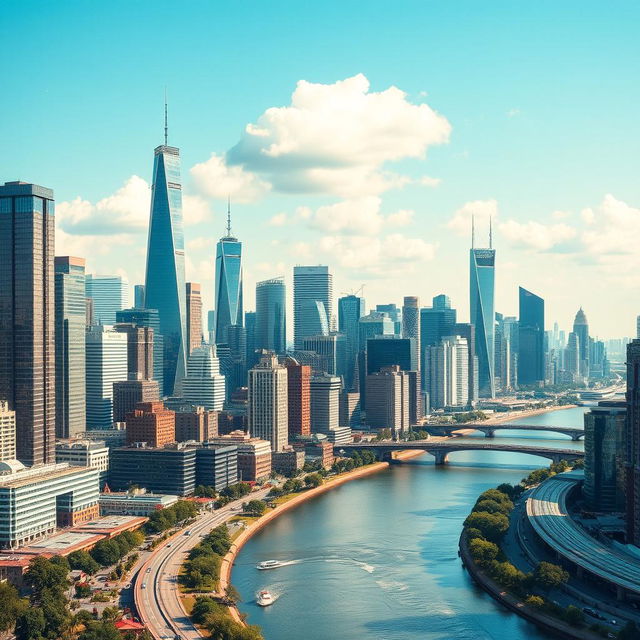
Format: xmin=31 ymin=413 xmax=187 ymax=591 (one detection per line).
xmin=340 ymin=284 xmax=365 ymax=298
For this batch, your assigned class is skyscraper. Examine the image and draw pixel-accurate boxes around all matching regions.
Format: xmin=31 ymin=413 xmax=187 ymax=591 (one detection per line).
xmin=0 ymin=181 xmax=55 ymax=467
xmin=55 ymin=256 xmax=87 ymax=438
xmin=255 ymin=277 xmax=286 ymax=353
xmin=214 ymin=205 xmax=243 ymax=345
xmin=126 ymin=401 xmax=175 ymax=448
xmin=338 ymin=294 xmax=365 ymax=390
xmin=366 ymin=337 xmax=416 ymax=374
xmin=420 ymin=295 xmax=457 ymax=386
xmin=573 ymin=308 xmax=590 ymax=380
xmin=134 ymin=284 xmax=145 ymax=309
xmin=302 ymin=333 xmax=347 ymax=379
xmin=182 ymin=345 xmax=226 ymax=411
xmin=113 ymin=323 xmax=154 ymax=380
xmin=470 ymin=237 xmax=496 ymax=398
xmin=376 ymin=303 xmax=402 ymax=335
xmin=310 ymin=375 xmax=341 ymax=433
xmin=402 ymin=296 xmax=421 ymax=372
xmin=248 ymin=353 xmax=288 ymax=452
xmin=518 ymin=287 xmax=545 ymax=386
xmin=85 ymin=274 xmax=129 ymax=324
xmin=244 ymin=311 xmax=258 ymax=370
xmin=186 ymin=282 xmax=203 ymax=355
xmin=365 ymin=366 xmax=410 ymax=434
xmin=425 ymin=336 xmax=469 ymax=409
xmin=0 ymin=402 xmax=16 ymax=463
xmin=85 ymin=325 xmax=128 ymax=429
xmin=144 ymin=135 xmax=188 ymax=397
xmin=293 ymin=266 xmax=333 ymax=349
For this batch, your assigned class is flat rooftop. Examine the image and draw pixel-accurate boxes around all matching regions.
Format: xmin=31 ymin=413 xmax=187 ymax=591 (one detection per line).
xmin=527 ymin=473 xmax=640 ymax=595
xmin=2 ymin=531 xmax=104 ymax=557
xmin=74 ymin=515 xmax=147 ymax=535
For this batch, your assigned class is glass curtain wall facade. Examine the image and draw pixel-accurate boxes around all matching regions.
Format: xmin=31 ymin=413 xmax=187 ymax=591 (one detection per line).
xmin=214 ymin=233 xmax=243 ymax=346
xmin=518 ymin=287 xmax=545 ymax=385
xmin=293 ymin=266 xmax=333 ymax=349
xmin=470 ymin=248 xmax=496 ymax=398
xmin=255 ymin=277 xmax=286 ymax=353
xmin=0 ymin=182 xmax=56 ymax=467
xmin=144 ymin=145 xmax=187 ymax=396
xmin=55 ymin=256 xmax=86 ymax=438
xmin=338 ymin=295 xmax=365 ymax=391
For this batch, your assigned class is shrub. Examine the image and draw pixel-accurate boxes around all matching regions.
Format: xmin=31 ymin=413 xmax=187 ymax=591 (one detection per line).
xmin=468 ymin=538 xmax=499 ymax=566
xmin=524 ymin=595 xmax=545 ymax=608
xmin=464 ymin=511 xmax=509 ymax=543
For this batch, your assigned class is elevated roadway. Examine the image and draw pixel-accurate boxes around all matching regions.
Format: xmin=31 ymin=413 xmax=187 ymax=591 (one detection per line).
xmin=425 ymin=423 xmax=585 ymax=441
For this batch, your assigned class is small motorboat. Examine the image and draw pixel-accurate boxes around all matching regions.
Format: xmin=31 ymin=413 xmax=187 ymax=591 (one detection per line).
xmin=256 ymin=590 xmax=275 ymax=606
xmin=256 ymin=560 xmax=283 ymax=570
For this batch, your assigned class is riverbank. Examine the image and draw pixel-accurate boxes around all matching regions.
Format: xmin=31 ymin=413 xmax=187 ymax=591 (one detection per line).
xmin=219 ymin=450 xmax=425 ymax=625
xmin=459 ymin=531 xmax=602 ymax=640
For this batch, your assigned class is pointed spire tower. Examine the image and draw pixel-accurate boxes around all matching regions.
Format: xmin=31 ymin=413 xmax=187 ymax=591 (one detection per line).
xmin=214 ymin=197 xmax=243 ymax=345
xmin=143 ymin=96 xmax=188 ymax=396
xmin=469 ymin=214 xmax=496 ymax=399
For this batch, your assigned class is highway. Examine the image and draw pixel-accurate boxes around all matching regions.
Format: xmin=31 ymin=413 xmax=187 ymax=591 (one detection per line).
xmin=135 ymin=488 xmax=270 ymax=640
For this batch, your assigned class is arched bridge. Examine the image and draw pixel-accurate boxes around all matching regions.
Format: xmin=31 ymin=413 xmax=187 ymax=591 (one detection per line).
xmin=336 ymin=441 xmax=583 ymax=466
xmin=424 ymin=423 xmax=585 ymax=441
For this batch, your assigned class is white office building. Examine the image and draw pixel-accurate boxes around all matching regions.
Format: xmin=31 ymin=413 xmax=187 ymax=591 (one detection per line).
xmin=310 ymin=375 xmax=341 ymax=433
xmin=0 ymin=402 xmax=16 ymax=462
xmin=425 ymin=336 xmax=469 ymax=409
xmin=182 ymin=345 xmax=226 ymax=411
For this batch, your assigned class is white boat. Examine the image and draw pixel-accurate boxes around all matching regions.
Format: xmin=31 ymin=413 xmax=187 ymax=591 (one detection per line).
xmin=256 ymin=560 xmax=283 ymax=570
xmin=256 ymin=590 xmax=275 ymax=606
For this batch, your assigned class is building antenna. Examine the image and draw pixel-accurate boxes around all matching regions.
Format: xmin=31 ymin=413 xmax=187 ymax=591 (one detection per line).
xmin=489 ymin=216 xmax=493 ymax=249
xmin=226 ymin=195 xmax=232 ymax=236
xmin=164 ymin=88 xmax=168 ymax=146
xmin=471 ymin=214 xmax=475 ymax=249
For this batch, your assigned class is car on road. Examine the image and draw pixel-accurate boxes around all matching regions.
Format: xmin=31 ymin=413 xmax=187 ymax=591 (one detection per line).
xmin=142 ymin=583 xmax=146 ymax=589
xmin=146 ymin=568 xmax=151 ymax=573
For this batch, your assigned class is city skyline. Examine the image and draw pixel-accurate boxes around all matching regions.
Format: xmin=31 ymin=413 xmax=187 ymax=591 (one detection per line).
xmin=3 ymin=2 xmax=639 ymax=339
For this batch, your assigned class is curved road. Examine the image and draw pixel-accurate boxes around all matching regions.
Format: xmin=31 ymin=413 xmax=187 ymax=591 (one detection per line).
xmin=135 ymin=489 xmax=270 ymax=640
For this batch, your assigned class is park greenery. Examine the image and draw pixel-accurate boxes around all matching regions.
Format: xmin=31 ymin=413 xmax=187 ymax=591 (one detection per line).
xmin=183 ymin=524 xmax=232 ymax=591
xmin=462 ymin=463 xmax=612 ymax=634
xmin=144 ymin=499 xmax=199 ymax=534
xmin=243 ymin=499 xmax=268 ymax=516
xmin=191 ymin=596 xmax=263 ymax=640
xmin=215 ymin=482 xmax=254 ymax=507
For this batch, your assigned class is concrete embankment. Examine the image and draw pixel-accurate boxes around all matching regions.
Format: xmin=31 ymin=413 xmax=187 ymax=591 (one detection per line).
xmin=459 ymin=531 xmax=602 ymax=640
xmin=218 ymin=450 xmax=425 ymax=625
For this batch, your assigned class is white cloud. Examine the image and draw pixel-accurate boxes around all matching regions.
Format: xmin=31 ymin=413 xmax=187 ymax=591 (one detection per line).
xmin=418 ymin=175 xmax=441 ymax=188
xmin=190 ymin=152 xmax=271 ymax=203
xmin=581 ymin=194 xmax=640 ymax=257
xmin=223 ymin=73 xmax=450 ymax=198
xmin=268 ymin=212 xmax=288 ymax=226
xmin=308 ymin=197 xmax=385 ymax=235
xmin=499 ymin=220 xmax=577 ymax=251
xmin=507 ymin=108 xmax=521 ymax=117
xmin=448 ymin=199 xmax=498 ymax=236
xmin=183 ymin=194 xmax=212 ymax=225
xmin=386 ymin=210 xmax=414 ymax=227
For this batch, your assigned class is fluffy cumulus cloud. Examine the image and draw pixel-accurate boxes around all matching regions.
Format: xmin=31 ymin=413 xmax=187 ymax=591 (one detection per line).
xmin=499 ymin=220 xmax=577 ymax=251
xmin=190 ymin=152 xmax=270 ymax=203
xmin=447 ymin=199 xmax=498 ymax=236
xmin=219 ymin=73 xmax=450 ymax=198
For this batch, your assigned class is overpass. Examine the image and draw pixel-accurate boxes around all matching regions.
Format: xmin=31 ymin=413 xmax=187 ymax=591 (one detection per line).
xmin=336 ymin=441 xmax=583 ymax=466
xmin=424 ymin=423 xmax=585 ymax=441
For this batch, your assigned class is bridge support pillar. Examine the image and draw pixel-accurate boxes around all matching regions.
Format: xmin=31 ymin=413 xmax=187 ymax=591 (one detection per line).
xmin=432 ymin=451 xmax=449 ymax=465
xmin=485 ymin=429 xmax=495 ymax=438
xmin=571 ymin=433 xmax=581 ymax=441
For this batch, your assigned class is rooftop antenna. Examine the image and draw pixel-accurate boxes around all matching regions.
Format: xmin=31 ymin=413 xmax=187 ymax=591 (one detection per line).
xmin=489 ymin=216 xmax=493 ymax=249
xmin=471 ymin=214 xmax=475 ymax=249
xmin=226 ymin=196 xmax=232 ymax=236
xmin=164 ymin=88 xmax=168 ymax=146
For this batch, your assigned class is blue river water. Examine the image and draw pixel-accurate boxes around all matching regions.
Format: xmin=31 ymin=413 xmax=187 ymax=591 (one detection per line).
xmin=233 ymin=407 xmax=587 ymax=640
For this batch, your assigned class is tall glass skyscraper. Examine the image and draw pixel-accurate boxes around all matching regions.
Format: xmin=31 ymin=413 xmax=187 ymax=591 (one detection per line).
xmin=255 ymin=277 xmax=286 ymax=353
xmin=470 ymin=246 xmax=496 ymax=398
xmin=85 ymin=274 xmax=129 ymax=324
xmin=573 ymin=307 xmax=590 ymax=379
xmin=338 ymin=294 xmax=365 ymax=390
xmin=214 ymin=208 xmax=243 ymax=346
xmin=293 ymin=265 xmax=333 ymax=349
xmin=518 ymin=287 xmax=545 ymax=385
xmin=0 ymin=181 xmax=56 ymax=466
xmin=55 ymin=256 xmax=87 ymax=438
xmin=144 ymin=143 xmax=187 ymax=397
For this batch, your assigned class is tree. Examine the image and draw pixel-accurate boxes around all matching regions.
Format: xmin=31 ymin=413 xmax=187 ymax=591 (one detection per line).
xmin=283 ymin=478 xmax=304 ymax=493
xmin=78 ymin=621 xmax=121 ymax=640
xmin=15 ymin=608 xmax=46 ymax=640
xmin=468 ymin=538 xmax=499 ymax=566
xmin=0 ymin=582 xmax=27 ymax=633
xmin=90 ymin=539 xmax=121 ymax=567
xmin=524 ymin=595 xmax=545 ymax=608
xmin=465 ymin=527 xmax=484 ymax=541
xmin=304 ymin=473 xmax=322 ymax=488
xmin=244 ymin=500 xmax=267 ymax=517
xmin=474 ymin=499 xmax=512 ymax=515
xmin=618 ymin=621 xmax=640 ymax=640
xmin=68 ymin=550 xmax=100 ymax=575
xmin=191 ymin=597 xmax=224 ymax=625
xmin=101 ymin=606 xmax=120 ymax=622
xmin=24 ymin=557 xmax=69 ymax=598
xmin=533 ymin=562 xmax=569 ymax=591
xmin=563 ymin=605 xmax=584 ymax=626
xmin=464 ymin=511 xmax=509 ymax=543
xmin=75 ymin=584 xmax=92 ymax=598
xmin=496 ymin=483 xmax=524 ymax=500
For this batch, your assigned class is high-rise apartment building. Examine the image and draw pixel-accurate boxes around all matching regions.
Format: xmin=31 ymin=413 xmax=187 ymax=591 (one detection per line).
xmin=126 ymin=401 xmax=175 ymax=448
xmin=421 ymin=295 xmax=457 ymax=387
xmin=255 ymin=277 xmax=286 ymax=353
xmin=186 ymin=282 xmax=203 ymax=355
xmin=365 ymin=366 xmax=410 ymax=434
xmin=338 ymin=294 xmax=365 ymax=391
xmin=55 ymin=256 xmax=87 ymax=438
xmin=134 ymin=284 xmax=145 ymax=309
xmin=116 ymin=308 xmax=163 ymax=391
xmin=284 ymin=358 xmax=311 ymax=438
xmin=85 ymin=275 xmax=129 ymax=324
xmin=245 ymin=311 xmax=258 ymax=370
xmin=376 ymin=303 xmax=402 ymax=335
xmin=425 ymin=336 xmax=469 ymax=409
xmin=214 ymin=208 xmax=243 ymax=345
xmin=518 ymin=287 xmax=545 ymax=386
xmin=367 ymin=337 xmax=416 ymax=374
xmin=470 ymin=242 xmax=496 ymax=398
xmin=293 ymin=266 xmax=333 ymax=348
xmin=0 ymin=181 xmax=55 ymax=467
xmin=182 ymin=345 xmax=226 ymax=411
xmin=85 ymin=325 xmax=128 ymax=429
xmin=144 ymin=140 xmax=188 ymax=397
xmin=626 ymin=339 xmax=640 ymax=544
xmin=113 ymin=323 xmax=154 ymax=380
xmin=175 ymin=406 xmax=218 ymax=443
xmin=402 ymin=296 xmax=421 ymax=372
xmin=248 ymin=353 xmax=288 ymax=452
xmin=302 ymin=333 xmax=347 ymax=380
xmin=0 ymin=402 xmax=16 ymax=462
xmin=573 ymin=308 xmax=590 ymax=380
xmin=310 ymin=375 xmax=341 ymax=433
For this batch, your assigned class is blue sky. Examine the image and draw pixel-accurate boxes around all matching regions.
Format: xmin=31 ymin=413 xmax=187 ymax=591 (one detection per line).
xmin=3 ymin=1 xmax=640 ymax=337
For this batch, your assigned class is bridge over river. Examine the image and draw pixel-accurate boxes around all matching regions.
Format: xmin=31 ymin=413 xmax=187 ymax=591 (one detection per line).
xmin=336 ymin=440 xmax=583 ymax=465
xmin=424 ymin=423 xmax=585 ymax=441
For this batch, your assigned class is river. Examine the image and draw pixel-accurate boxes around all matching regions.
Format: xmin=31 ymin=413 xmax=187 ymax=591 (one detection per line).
xmin=233 ymin=406 xmax=587 ymax=640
